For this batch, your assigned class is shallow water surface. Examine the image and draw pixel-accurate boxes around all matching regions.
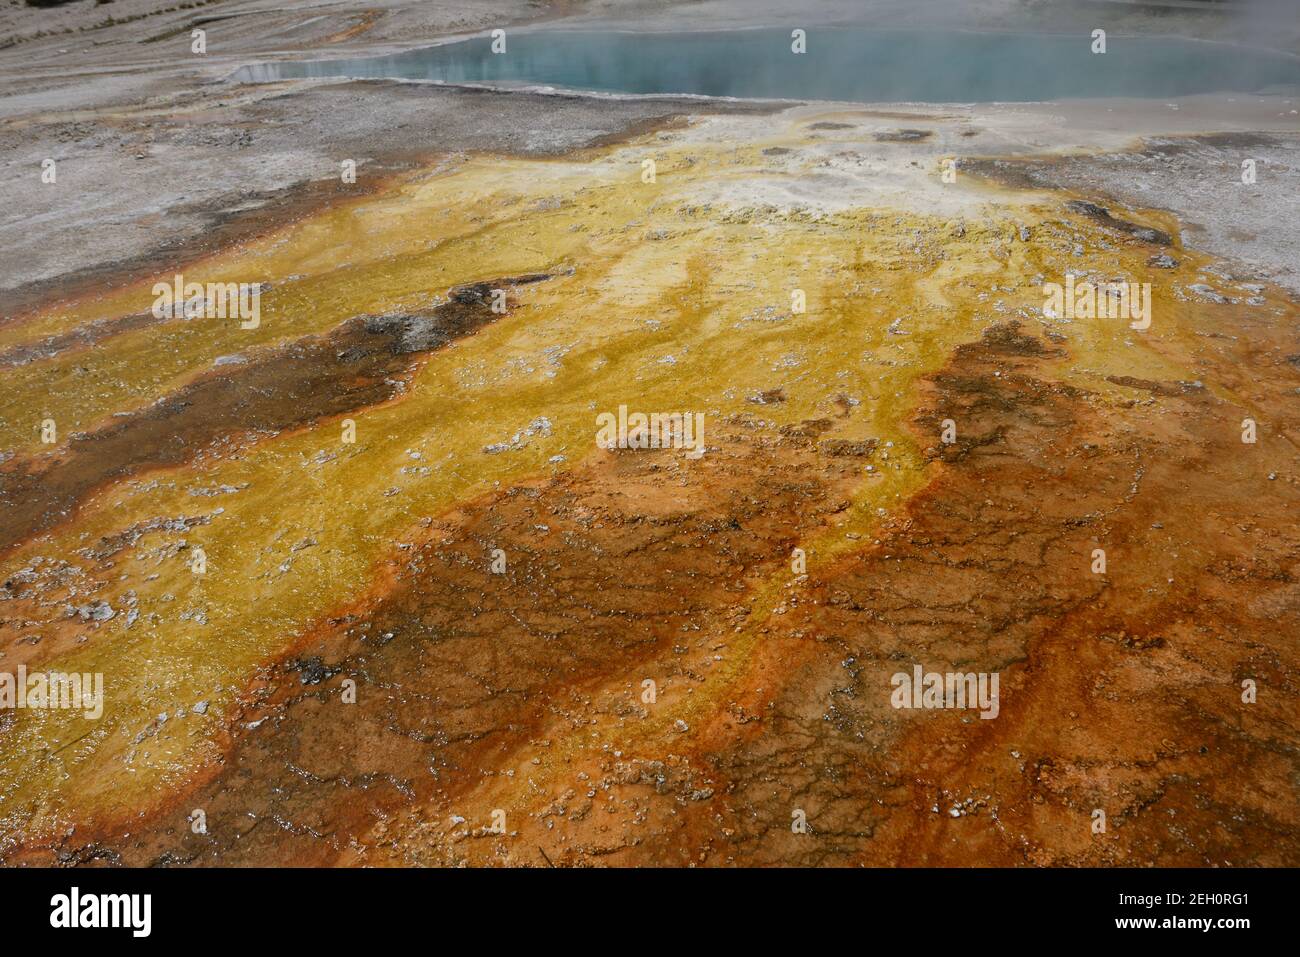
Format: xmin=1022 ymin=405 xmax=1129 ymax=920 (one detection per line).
xmin=234 ymin=28 xmax=1300 ymax=102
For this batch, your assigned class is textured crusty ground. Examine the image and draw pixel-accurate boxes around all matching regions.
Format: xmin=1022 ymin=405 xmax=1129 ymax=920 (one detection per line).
xmin=1 ymin=100 xmax=1296 ymax=865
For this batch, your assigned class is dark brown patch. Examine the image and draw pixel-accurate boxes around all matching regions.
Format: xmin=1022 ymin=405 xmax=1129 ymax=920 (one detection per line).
xmin=746 ymin=388 xmax=787 ymax=405
xmin=1145 ymin=132 xmax=1279 ymax=156
xmin=1105 ymin=375 xmax=1205 ymax=398
xmin=0 ymin=275 xmax=548 ymax=558
xmin=956 ymin=157 xmax=1062 ymax=192
xmin=0 ymin=311 xmax=163 ymax=369
xmin=818 ymin=438 xmax=878 ymax=458
xmin=873 ymin=129 xmax=933 ymax=143
xmin=1064 ymin=200 xmax=1173 ymax=247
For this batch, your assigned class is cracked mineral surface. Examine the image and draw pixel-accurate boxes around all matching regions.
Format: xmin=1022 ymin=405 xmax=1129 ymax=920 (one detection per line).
xmin=1 ymin=1 xmax=1297 ymax=870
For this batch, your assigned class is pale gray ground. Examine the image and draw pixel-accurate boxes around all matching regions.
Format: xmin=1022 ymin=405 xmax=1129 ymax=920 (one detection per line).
xmin=963 ymin=121 xmax=1300 ymax=293
xmin=1 ymin=0 xmax=1298 ymax=309
xmin=0 ymin=79 xmax=779 ymax=309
